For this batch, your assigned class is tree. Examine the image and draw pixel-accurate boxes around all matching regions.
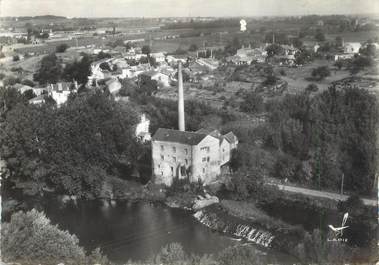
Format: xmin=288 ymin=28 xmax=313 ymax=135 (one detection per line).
xmin=188 ymin=43 xmax=198 ymax=51
xmin=1 ymin=209 xmax=86 ymax=265
xmin=314 ymin=29 xmax=326 ymax=42
xmin=359 ymin=44 xmax=377 ymax=57
xmin=265 ymin=44 xmax=284 ymax=57
xmin=33 ymin=53 xmax=63 ymax=85
xmin=306 ymin=83 xmax=318 ymax=92
xmin=141 ymin=45 xmax=151 ymax=55
xmin=12 ymin=55 xmax=20 ymax=61
xmin=63 ymin=53 xmax=92 ymax=85
xmin=97 ymin=51 xmax=111 ymax=60
xmin=21 ymin=79 xmax=35 ymax=87
xmin=56 ymin=43 xmax=69 ymax=53
xmin=292 ymin=38 xmax=303 ymax=49
xmin=240 ymin=92 xmax=264 ymax=114
xmin=295 ymin=48 xmax=313 ymax=65
xmin=154 ymin=242 xmax=186 ymax=264
xmin=138 ymin=74 xmax=158 ymax=96
xmin=99 ymin=62 xmax=111 ymax=71
xmin=348 ymin=55 xmax=374 ymax=74
xmin=22 ymin=89 xmax=36 ymax=100
xmin=0 ymin=91 xmax=140 ymax=198
xmin=311 ymin=66 xmax=331 ymax=80
xmin=334 ymin=60 xmax=344 ymax=70
xmin=218 ymin=245 xmax=264 ymax=265
xmin=335 ymin=36 xmax=343 ymax=47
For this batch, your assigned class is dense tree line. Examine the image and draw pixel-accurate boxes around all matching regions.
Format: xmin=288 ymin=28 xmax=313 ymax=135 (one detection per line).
xmin=34 ymin=53 xmax=93 ymax=86
xmin=0 ymin=90 xmax=140 ymax=197
xmin=265 ymin=86 xmax=377 ymax=194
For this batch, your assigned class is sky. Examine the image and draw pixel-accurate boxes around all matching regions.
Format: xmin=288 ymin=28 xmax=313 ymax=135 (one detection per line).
xmin=1 ymin=0 xmax=379 ymax=18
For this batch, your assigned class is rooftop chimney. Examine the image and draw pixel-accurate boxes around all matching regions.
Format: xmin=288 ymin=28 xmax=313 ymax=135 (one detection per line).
xmin=178 ymin=62 xmax=185 ymax=131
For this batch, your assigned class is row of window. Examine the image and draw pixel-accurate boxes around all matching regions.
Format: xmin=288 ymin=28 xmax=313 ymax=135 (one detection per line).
xmin=202 ymin=156 xmax=210 ymax=162
xmin=160 ymin=145 xmax=211 ymax=154
xmin=160 ymin=155 xmax=188 ymax=164
xmin=160 ymin=145 xmax=188 ymax=155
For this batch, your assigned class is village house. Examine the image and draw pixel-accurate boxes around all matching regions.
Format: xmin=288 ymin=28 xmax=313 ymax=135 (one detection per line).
xmin=196 ymin=58 xmax=220 ymax=71
xmin=141 ymin=70 xmax=171 ymax=87
xmin=29 ymin=94 xmax=46 ymax=105
xmin=343 ymin=42 xmax=362 ymax=54
xmin=166 ymin=55 xmax=188 ymax=65
xmin=226 ymin=45 xmax=267 ymax=65
xmin=150 ymin=52 xmax=166 ymax=63
xmin=135 ymin=114 xmax=151 ymax=142
xmin=334 ymin=42 xmax=362 ymax=61
xmin=105 ymin=78 xmax=122 ymax=94
xmin=47 ymin=82 xmax=77 ymax=106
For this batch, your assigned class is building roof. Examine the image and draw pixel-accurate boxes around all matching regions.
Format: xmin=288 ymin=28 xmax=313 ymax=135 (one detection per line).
xmin=196 ymin=128 xmax=221 ymax=139
xmin=152 ymin=128 xmax=208 ymax=145
xmin=223 ymin=131 xmax=238 ymax=144
xmin=105 ymin=78 xmax=121 ymax=86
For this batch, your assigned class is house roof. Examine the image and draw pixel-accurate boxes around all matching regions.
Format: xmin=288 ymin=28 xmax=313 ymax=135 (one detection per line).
xmin=223 ymin=131 xmax=238 ymax=144
xmin=105 ymin=78 xmax=121 ymax=86
xmin=152 ymin=128 xmax=208 ymax=145
xmin=196 ymin=128 xmax=221 ymax=139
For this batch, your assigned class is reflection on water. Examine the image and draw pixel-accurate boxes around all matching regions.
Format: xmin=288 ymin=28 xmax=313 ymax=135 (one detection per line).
xmin=41 ymin=199 xmax=294 ymax=264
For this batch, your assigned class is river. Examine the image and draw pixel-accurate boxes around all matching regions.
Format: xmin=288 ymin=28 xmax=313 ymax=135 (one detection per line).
xmin=35 ymin=199 xmax=295 ymax=264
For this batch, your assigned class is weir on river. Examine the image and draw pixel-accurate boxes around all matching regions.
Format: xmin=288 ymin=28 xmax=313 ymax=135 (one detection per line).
xmin=193 ymin=210 xmax=275 ymax=247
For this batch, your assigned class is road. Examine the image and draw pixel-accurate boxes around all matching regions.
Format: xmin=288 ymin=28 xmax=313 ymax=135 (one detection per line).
xmin=270 ymin=183 xmax=377 ymax=207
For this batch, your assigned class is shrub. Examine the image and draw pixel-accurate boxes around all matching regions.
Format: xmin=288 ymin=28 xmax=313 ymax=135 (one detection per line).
xmin=311 ymin=66 xmax=331 ymax=80
xmin=1 ymin=209 xmax=86 ymax=265
xmin=56 ymin=43 xmax=69 ymax=53
xmin=306 ymin=83 xmax=318 ymax=92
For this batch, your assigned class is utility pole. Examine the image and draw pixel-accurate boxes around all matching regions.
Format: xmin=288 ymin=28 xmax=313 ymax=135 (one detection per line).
xmin=340 ymin=173 xmax=344 ymax=195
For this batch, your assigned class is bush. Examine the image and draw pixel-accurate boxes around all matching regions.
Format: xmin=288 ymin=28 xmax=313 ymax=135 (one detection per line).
xmin=311 ymin=66 xmax=331 ymax=80
xmin=13 ymin=55 xmax=20 ymax=61
xmin=1 ymin=209 xmax=86 ymax=265
xmin=217 ymin=245 xmax=264 ymax=265
xmin=56 ymin=43 xmax=69 ymax=53
xmin=306 ymin=83 xmax=318 ymax=92
xmin=240 ymin=92 xmax=264 ymax=114
xmin=21 ymin=79 xmax=35 ymax=87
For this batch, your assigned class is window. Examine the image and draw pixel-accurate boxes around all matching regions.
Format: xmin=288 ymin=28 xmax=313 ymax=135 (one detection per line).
xmin=200 ymin=146 xmax=210 ymax=153
xmin=170 ymin=166 xmax=174 ymax=175
xmin=158 ymin=164 xmax=160 ymax=168
xmin=185 ymin=159 xmax=188 ymax=165
xmin=173 ymin=146 xmax=176 ymax=153
xmin=161 ymin=155 xmax=164 ymax=160
xmin=185 ymin=148 xmax=188 ymax=155
xmin=160 ymin=145 xmax=164 ymax=151
xmin=202 ymin=157 xmax=207 ymax=162
xmin=207 ymin=157 xmax=210 ymax=162
xmin=173 ymin=156 xmax=176 ymax=162
xmin=202 ymin=168 xmax=205 ymax=173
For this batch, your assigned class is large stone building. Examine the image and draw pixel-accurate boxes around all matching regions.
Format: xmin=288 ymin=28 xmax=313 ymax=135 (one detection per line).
xmin=151 ymin=62 xmax=238 ymax=186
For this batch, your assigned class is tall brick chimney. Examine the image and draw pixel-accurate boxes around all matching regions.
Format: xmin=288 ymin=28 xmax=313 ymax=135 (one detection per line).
xmin=178 ymin=61 xmax=185 ymax=131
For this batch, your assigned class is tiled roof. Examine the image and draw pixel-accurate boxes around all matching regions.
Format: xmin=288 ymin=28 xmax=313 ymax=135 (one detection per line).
xmin=152 ymin=128 xmax=207 ymax=145
xmin=196 ymin=128 xmax=221 ymax=139
xmin=223 ymin=131 xmax=238 ymax=143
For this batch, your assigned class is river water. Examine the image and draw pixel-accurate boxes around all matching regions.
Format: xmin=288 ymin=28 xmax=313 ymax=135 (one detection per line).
xmin=37 ymin=199 xmax=295 ymax=264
